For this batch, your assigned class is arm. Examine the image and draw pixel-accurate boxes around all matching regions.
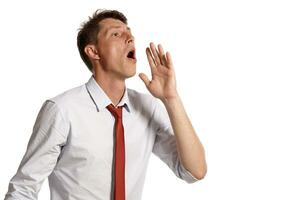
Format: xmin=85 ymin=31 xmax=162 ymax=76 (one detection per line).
xmin=139 ymin=42 xmax=207 ymax=180
xmin=151 ymin=99 xmax=202 ymax=183
xmin=4 ymin=100 xmax=69 ymax=200
xmin=161 ymin=95 xmax=207 ymax=180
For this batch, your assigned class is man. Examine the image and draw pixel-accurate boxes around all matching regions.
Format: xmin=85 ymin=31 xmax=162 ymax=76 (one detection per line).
xmin=4 ymin=9 xmax=207 ymax=200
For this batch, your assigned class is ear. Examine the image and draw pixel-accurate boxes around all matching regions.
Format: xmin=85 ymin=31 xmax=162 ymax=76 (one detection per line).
xmin=84 ymin=44 xmax=100 ymax=60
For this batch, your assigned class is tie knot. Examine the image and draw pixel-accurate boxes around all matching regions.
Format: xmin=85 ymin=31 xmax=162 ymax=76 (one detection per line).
xmin=106 ymin=103 xmax=123 ymax=118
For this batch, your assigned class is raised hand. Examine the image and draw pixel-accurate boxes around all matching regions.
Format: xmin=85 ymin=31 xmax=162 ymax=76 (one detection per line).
xmin=139 ymin=42 xmax=178 ymax=102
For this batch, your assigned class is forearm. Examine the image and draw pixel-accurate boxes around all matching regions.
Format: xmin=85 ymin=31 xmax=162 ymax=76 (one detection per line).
xmin=162 ymin=95 xmax=207 ymax=179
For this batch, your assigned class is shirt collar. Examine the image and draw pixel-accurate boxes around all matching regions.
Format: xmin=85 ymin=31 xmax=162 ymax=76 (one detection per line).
xmin=85 ymin=75 xmax=131 ymax=113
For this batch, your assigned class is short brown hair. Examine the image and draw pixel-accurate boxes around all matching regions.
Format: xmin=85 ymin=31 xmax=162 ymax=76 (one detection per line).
xmin=77 ymin=9 xmax=128 ymax=73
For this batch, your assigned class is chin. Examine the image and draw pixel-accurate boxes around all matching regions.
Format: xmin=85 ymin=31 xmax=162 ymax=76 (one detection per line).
xmin=123 ymin=64 xmax=136 ymax=78
xmin=124 ymin=70 xmax=136 ymax=79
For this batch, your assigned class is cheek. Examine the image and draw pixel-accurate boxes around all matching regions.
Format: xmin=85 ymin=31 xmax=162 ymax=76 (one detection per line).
xmin=103 ymin=46 xmax=122 ymax=64
xmin=109 ymin=45 xmax=123 ymax=59
xmin=98 ymin=42 xmax=125 ymax=66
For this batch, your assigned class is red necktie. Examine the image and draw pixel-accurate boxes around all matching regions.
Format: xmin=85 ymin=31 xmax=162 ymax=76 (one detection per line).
xmin=106 ymin=103 xmax=126 ymax=200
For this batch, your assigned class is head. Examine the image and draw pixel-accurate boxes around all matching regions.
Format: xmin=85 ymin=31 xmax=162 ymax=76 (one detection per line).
xmin=77 ymin=9 xmax=136 ymax=80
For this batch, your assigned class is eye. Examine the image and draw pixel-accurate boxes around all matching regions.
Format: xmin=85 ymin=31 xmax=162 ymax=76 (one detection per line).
xmin=112 ymin=32 xmax=121 ymax=37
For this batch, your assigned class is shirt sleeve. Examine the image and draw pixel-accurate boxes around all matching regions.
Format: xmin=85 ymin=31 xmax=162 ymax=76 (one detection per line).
xmin=150 ymin=98 xmax=200 ymax=184
xmin=4 ymin=99 xmax=69 ymax=200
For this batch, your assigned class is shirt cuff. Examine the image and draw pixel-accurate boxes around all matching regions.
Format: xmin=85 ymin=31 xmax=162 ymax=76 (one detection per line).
xmin=178 ymin=162 xmax=201 ymax=184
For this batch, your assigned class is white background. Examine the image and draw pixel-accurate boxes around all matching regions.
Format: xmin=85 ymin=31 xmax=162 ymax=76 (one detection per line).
xmin=1 ymin=0 xmax=300 ymax=199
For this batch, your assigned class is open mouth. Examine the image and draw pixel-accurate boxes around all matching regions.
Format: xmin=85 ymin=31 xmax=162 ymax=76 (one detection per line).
xmin=126 ymin=49 xmax=136 ymax=61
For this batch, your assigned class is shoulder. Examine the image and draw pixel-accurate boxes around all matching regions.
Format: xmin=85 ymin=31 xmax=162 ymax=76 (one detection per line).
xmin=40 ymin=82 xmax=87 ymax=119
xmin=127 ymin=88 xmax=157 ymax=105
xmin=127 ymin=88 xmax=171 ymax=131
xmin=47 ymin=83 xmax=85 ymax=106
xmin=126 ymin=88 xmax=159 ymax=116
xmin=126 ymin=88 xmax=166 ymax=118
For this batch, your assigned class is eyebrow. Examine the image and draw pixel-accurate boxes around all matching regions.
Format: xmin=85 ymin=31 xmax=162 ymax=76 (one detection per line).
xmin=106 ymin=26 xmax=131 ymax=33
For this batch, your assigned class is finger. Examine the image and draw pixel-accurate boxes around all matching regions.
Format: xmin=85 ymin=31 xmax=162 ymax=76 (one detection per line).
xmin=150 ymin=42 xmax=162 ymax=65
xmin=157 ymin=44 xmax=167 ymax=66
xmin=138 ymin=73 xmax=151 ymax=87
xmin=146 ymin=47 xmax=157 ymax=75
xmin=166 ymin=51 xmax=174 ymax=69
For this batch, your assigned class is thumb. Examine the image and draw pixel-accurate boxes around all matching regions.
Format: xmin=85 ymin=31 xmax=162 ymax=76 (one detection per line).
xmin=138 ymin=73 xmax=151 ymax=87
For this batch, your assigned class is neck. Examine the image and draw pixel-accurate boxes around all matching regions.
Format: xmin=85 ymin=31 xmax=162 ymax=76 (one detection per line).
xmin=92 ymin=72 xmax=126 ymax=107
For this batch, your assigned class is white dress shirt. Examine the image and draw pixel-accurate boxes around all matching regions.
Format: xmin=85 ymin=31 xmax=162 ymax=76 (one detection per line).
xmin=4 ymin=75 xmax=199 ymax=200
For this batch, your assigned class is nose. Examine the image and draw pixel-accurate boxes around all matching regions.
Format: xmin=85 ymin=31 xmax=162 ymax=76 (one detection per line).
xmin=126 ymin=33 xmax=135 ymax=44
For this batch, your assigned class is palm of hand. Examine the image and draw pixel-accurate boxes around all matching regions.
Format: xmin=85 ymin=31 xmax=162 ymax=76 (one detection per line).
xmin=139 ymin=42 xmax=178 ymax=101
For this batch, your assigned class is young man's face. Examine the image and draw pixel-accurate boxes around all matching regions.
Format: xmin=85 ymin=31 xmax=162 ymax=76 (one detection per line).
xmin=95 ymin=18 xmax=136 ymax=79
